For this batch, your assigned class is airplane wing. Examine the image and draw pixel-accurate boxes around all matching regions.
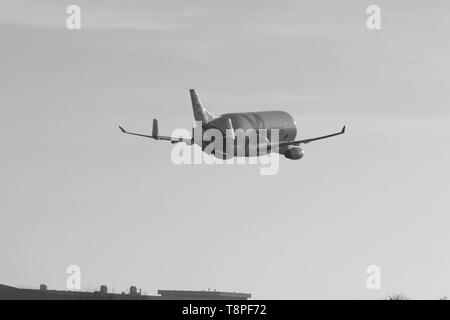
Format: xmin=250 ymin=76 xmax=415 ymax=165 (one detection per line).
xmin=119 ymin=119 xmax=193 ymax=144
xmin=271 ymin=126 xmax=346 ymax=148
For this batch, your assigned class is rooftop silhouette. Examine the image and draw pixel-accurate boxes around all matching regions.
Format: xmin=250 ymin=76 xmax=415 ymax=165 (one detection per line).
xmin=0 ymin=283 xmax=251 ymax=300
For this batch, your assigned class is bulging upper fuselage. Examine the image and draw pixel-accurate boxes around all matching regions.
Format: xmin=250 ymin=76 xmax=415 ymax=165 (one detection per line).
xmin=205 ymin=111 xmax=297 ymax=142
xmin=198 ymin=111 xmax=298 ymax=158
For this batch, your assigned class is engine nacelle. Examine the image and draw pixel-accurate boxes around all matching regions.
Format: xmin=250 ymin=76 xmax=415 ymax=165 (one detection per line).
xmin=284 ymin=146 xmax=304 ymax=160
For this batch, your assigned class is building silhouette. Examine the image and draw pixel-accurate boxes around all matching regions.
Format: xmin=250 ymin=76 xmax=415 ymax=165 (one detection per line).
xmin=0 ymin=283 xmax=251 ymax=300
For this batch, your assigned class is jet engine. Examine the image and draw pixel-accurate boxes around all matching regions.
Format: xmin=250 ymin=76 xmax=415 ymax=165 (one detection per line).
xmin=284 ymin=145 xmax=304 ymax=160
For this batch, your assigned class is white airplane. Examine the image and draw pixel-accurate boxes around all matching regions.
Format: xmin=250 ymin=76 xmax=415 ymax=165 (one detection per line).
xmin=119 ymin=89 xmax=345 ymax=160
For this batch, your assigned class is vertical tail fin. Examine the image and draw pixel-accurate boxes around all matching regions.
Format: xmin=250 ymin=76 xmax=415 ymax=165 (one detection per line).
xmin=190 ymin=89 xmax=215 ymax=123
xmin=152 ymin=118 xmax=159 ymax=139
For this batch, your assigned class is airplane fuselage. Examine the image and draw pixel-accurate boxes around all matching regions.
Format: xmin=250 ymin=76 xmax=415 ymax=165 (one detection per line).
xmin=205 ymin=111 xmax=297 ymax=142
xmin=199 ymin=111 xmax=298 ymax=158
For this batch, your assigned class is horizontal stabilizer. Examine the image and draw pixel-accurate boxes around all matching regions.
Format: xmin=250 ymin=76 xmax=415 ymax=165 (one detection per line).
xmin=118 ymin=119 xmax=193 ymax=145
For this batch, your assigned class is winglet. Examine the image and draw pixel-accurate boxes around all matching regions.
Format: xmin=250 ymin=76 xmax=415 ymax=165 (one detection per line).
xmin=341 ymin=126 xmax=346 ymax=134
xmin=118 ymin=126 xmax=127 ymax=133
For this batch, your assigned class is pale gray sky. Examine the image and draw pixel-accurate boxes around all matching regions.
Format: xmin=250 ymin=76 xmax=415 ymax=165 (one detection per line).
xmin=1 ymin=0 xmax=450 ymax=299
